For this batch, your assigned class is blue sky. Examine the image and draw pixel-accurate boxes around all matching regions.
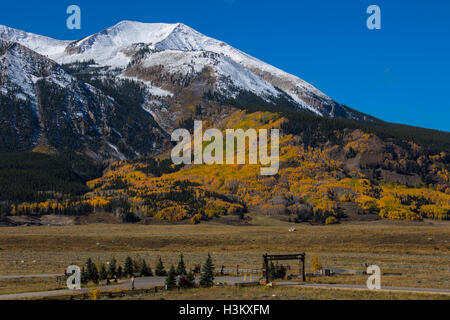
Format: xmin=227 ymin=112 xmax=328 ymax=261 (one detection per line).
xmin=1 ymin=0 xmax=449 ymax=131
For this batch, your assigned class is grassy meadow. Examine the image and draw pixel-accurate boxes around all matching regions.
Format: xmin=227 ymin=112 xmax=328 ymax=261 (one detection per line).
xmin=110 ymin=285 xmax=450 ymax=301
xmin=0 ymin=216 xmax=449 ymax=297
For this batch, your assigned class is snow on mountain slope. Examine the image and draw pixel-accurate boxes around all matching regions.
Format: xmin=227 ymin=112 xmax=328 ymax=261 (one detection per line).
xmin=55 ymin=21 xmax=180 ymax=68
xmin=0 ymin=39 xmax=80 ymax=150
xmin=58 ymin=21 xmax=332 ymax=113
xmin=0 ymin=25 xmax=69 ymax=57
xmin=154 ymin=23 xmax=334 ymax=115
xmin=0 ymin=21 xmax=352 ymax=118
xmin=140 ymin=50 xmax=281 ymax=99
xmin=0 ymin=39 xmax=74 ymax=109
xmin=0 ymin=38 xmax=169 ymax=158
xmin=0 ymin=22 xmax=176 ymax=67
xmin=72 ymin=21 xmax=177 ymax=52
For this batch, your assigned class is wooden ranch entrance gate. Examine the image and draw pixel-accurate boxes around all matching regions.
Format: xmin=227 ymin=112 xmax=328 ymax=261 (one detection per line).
xmin=263 ymin=253 xmax=306 ymax=283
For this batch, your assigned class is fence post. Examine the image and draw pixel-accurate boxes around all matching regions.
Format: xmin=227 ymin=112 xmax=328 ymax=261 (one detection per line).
xmin=302 ymin=254 xmax=306 ymax=282
xmin=263 ymin=254 xmax=269 ymax=284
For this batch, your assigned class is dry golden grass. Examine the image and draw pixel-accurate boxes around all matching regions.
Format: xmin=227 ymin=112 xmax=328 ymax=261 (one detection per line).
xmin=0 ymin=219 xmax=449 ymax=292
xmin=112 ymin=285 xmax=450 ymax=300
xmin=0 ymin=277 xmax=66 ymax=295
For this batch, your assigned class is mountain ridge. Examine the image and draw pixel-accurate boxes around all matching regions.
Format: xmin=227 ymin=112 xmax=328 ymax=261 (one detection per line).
xmin=0 ymin=37 xmax=170 ymax=158
xmin=0 ymin=21 xmax=449 ymax=163
xmin=0 ymin=21 xmax=355 ymax=118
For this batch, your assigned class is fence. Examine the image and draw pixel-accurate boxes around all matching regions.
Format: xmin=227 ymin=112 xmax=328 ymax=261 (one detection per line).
xmin=215 ymin=266 xmax=263 ymax=275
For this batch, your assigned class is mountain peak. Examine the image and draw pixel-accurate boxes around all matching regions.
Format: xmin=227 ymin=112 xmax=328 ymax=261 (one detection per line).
xmin=0 ymin=22 xmax=355 ymax=119
xmin=0 ymin=24 xmax=70 ymax=57
xmin=62 ymin=21 xmax=181 ymax=60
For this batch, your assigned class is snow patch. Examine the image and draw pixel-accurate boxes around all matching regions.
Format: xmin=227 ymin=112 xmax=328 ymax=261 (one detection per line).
xmin=106 ymin=141 xmax=126 ymax=161
xmin=119 ymin=75 xmax=174 ymax=97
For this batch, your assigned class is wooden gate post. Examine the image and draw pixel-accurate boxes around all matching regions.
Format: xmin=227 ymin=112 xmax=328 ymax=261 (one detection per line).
xmin=301 ymin=254 xmax=306 ymax=282
xmin=263 ymin=254 xmax=269 ymax=284
xmin=298 ymin=258 xmax=302 ymax=281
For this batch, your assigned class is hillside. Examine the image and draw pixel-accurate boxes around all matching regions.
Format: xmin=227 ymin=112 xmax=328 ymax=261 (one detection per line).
xmin=6 ymin=107 xmax=448 ymax=225
xmin=0 ymin=22 xmax=449 ymax=224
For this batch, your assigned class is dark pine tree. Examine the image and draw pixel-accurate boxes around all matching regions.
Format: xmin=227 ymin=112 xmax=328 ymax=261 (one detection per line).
xmin=165 ymin=265 xmax=177 ymax=289
xmin=176 ymin=254 xmax=187 ymax=276
xmin=140 ymin=259 xmax=153 ymax=277
xmin=108 ymin=257 xmax=117 ymax=279
xmin=124 ymin=256 xmax=134 ymax=278
xmin=86 ymin=258 xmax=99 ymax=284
xmin=80 ymin=266 xmax=88 ymax=285
xmin=155 ymin=257 xmax=167 ymax=276
xmin=200 ymin=254 xmax=214 ymax=287
xmin=117 ymin=265 xmax=123 ymax=279
xmin=99 ymin=263 xmax=108 ymax=281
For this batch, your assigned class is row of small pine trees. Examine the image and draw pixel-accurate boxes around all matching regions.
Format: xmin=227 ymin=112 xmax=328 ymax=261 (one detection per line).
xmin=165 ymin=253 xmax=215 ymax=289
xmin=78 ymin=253 xmax=215 ymax=288
xmin=80 ymin=256 xmax=171 ymax=285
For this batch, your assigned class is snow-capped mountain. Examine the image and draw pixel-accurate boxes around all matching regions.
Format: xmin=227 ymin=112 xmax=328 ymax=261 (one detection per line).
xmin=0 ymin=38 xmax=169 ymax=158
xmin=0 ymin=21 xmax=354 ymax=117
xmin=0 ymin=21 xmax=364 ymax=158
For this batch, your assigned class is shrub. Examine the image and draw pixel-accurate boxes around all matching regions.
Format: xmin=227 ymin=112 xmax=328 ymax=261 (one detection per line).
xmin=190 ymin=214 xmax=202 ymax=224
xmin=275 ymin=264 xmax=287 ymax=279
xmin=178 ymin=271 xmax=195 ymax=288
xmin=325 ymin=216 xmax=339 ymax=225
xmin=87 ymin=288 xmax=102 ymax=300
xmin=311 ymin=255 xmax=323 ymax=272
xmin=192 ymin=264 xmax=201 ymax=275
xmin=156 ymin=206 xmax=187 ymax=222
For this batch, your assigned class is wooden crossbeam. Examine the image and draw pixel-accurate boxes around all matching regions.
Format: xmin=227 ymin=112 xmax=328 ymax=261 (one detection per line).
xmin=264 ymin=254 xmax=305 ymax=261
xmin=263 ymin=253 xmax=306 ymax=283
